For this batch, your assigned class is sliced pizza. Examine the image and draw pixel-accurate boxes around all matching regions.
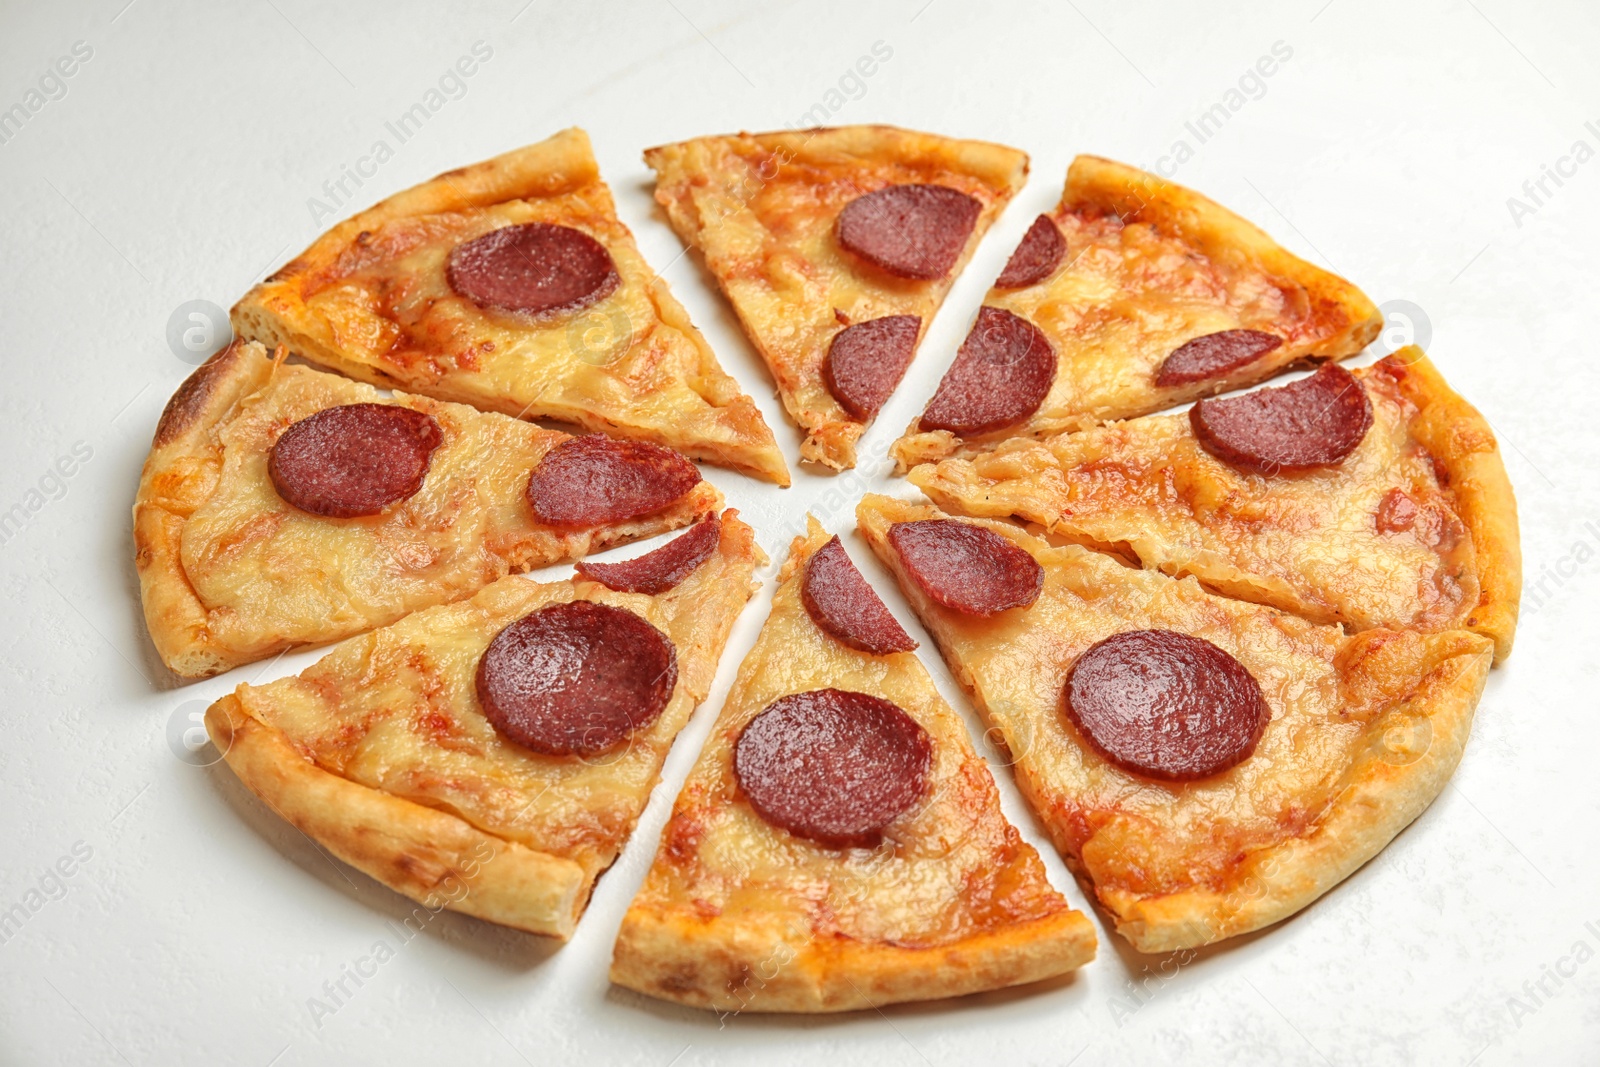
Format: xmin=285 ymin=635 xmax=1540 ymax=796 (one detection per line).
xmin=893 ymin=155 xmax=1382 ymax=469
xmin=135 ymin=340 xmax=721 ymax=678
xmin=611 ymin=517 xmax=1095 ymax=1012
xmin=645 ymin=125 xmax=1029 ymax=471
xmin=232 ymin=127 xmax=788 ymax=485
xmin=857 ymin=494 xmax=1493 ymax=953
xmin=908 ymin=349 xmax=1520 ymax=662
xmin=205 ymin=509 xmax=763 ymax=939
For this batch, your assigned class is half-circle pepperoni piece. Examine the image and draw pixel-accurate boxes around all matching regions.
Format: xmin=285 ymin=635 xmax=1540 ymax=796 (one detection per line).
xmin=475 ymin=600 xmax=677 ymax=757
xmin=994 ymin=214 xmax=1066 ymax=289
xmin=269 ymin=403 xmax=443 ymax=519
xmin=447 ymin=222 xmax=620 ymax=318
xmin=1190 ymin=363 xmax=1373 ymax=475
xmin=733 ymin=689 xmax=932 ymax=848
xmin=1155 ymin=329 xmax=1283 ymax=387
xmin=526 ymin=435 xmax=701 ymax=527
xmin=917 ymin=306 xmax=1056 ymax=436
xmin=575 ymin=513 xmax=721 ymax=594
xmin=801 ymin=536 xmax=918 ymax=655
xmin=887 ymin=519 xmax=1042 ymax=617
xmin=1063 ymin=630 xmax=1269 ymax=781
xmin=822 ymin=315 xmax=921 ymax=420
xmin=835 ymin=184 xmax=981 ymax=281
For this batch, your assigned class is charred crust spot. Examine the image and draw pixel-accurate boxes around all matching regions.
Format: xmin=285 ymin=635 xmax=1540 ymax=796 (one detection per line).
xmin=153 ymin=341 xmax=246 ymax=449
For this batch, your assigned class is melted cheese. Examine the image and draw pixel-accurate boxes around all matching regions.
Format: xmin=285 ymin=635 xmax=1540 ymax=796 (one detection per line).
xmin=646 ymin=129 xmax=1027 ymax=469
xmin=181 ymin=357 xmax=717 ymax=662
xmin=909 ymin=362 xmax=1478 ymax=633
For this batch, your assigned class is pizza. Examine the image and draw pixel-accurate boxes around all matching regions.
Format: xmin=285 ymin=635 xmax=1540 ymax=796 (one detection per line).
xmin=907 ymin=348 xmax=1521 ymax=662
xmin=610 ymin=518 xmax=1095 ymax=1011
xmin=892 ymin=155 xmax=1382 ymax=470
xmin=232 ymin=127 xmax=789 ymax=486
xmin=644 ymin=125 xmax=1028 ymax=471
xmin=204 ymin=510 xmax=762 ymax=939
xmin=135 ymin=340 xmax=721 ymax=678
xmin=856 ymin=495 xmax=1495 ymax=952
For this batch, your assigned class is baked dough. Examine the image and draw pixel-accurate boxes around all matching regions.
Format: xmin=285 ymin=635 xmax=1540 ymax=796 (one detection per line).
xmin=645 ymin=126 xmax=1029 ymax=471
xmin=610 ymin=517 xmax=1095 ymax=1011
xmin=908 ymin=349 xmax=1521 ymax=661
xmin=232 ymin=127 xmax=789 ymax=485
xmin=893 ymin=155 xmax=1382 ymax=468
xmin=134 ymin=341 xmax=721 ymax=678
xmin=205 ymin=510 xmax=763 ymax=939
xmin=858 ymin=495 xmax=1493 ymax=952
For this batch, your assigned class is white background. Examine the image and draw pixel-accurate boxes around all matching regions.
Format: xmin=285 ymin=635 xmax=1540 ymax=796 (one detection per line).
xmin=1 ymin=1 xmax=1596 ymax=1064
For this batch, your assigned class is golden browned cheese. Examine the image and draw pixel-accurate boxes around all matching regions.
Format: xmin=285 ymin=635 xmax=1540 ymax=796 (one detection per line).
xmin=233 ymin=128 xmax=788 ymax=485
xmin=646 ymin=126 xmax=1028 ymax=470
xmin=857 ymin=494 xmax=1493 ymax=952
xmin=611 ymin=517 xmax=1095 ymax=1012
xmin=910 ymin=360 xmax=1478 ymax=634
xmin=892 ymin=155 xmax=1381 ymax=468
xmin=136 ymin=343 xmax=721 ymax=676
xmin=225 ymin=512 xmax=763 ymax=903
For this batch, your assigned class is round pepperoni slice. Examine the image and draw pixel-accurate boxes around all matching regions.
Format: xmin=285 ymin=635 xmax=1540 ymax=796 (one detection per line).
xmin=447 ymin=223 xmax=620 ymax=318
xmin=575 ymin=513 xmax=720 ymax=594
xmin=887 ymin=519 xmax=1043 ymax=617
xmin=733 ymin=689 xmax=932 ymax=848
xmin=1063 ymin=630 xmax=1269 ymax=781
xmin=822 ymin=315 xmax=921 ymax=420
xmin=835 ymin=184 xmax=981 ymax=281
xmin=1190 ymin=363 xmax=1373 ymax=475
xmin=268 ymin=403 xmax=443 ymax=519
xmin=1155 ymin=329 xmax=1283 ymax=387
xmin=994 ymin=214 xmax=1066 ymax=289
xmin=917 ymin=307 xmax=1056 ymax=436
xmin=801 ymin=536 xmax=917 ymax=655
xmin=526 ymin=435 xmax=701 ymax=528
xmin=475 ymin=600 xmax=677 ymax=757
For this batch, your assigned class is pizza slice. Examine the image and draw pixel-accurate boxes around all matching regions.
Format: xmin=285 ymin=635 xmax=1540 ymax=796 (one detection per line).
xmin=645 ymin=125 xmax=1029 ymax=471
xmin=205 ymin=509 xmax=763 ymax=939
xmin=232 ymin=127 xmax=788 ymax=485
xmin=610 ymin=517 xmax=1095 ymax=1012
xmin=135 ymin=341 xmax=722 ymax=678
xmin=893 ymin=155 xmax=1382 ymax=469
xmin=908 ymin=349 xmax=1520 ymax=662
xmin=857 ymin=495 xmax=1493 ymax=952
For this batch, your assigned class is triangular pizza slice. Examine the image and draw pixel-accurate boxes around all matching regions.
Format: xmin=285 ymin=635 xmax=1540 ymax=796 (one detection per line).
xmin=907 ymin=349 xmax=1520 ymax=662
xmin=858 ymin=495 xmax=1493 ymax=952
xmin=610 ymin=517 xmax=1095 ymax=1012
xmin=135 ymin=341 xmax=722 ymax=678
xmin=233 ymin=127 xmax=788 ymax=485
xmin=893 ymin=155 xmax=1382 ymax=468
xmin=205 ymin=510 xmax=763 ymax=939
xmin=645 ymin=126 xmax=1029 ymax=471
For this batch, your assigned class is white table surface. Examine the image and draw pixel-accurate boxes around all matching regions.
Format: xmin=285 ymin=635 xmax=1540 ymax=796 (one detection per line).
xmin=2 ymin=1 xmax=1596 ymax=1063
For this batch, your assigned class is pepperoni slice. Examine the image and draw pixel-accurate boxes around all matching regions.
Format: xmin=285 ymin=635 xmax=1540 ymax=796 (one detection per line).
xmin=801 ymin=536 xmax=918 ymax=655
xmin=835 ymin=184 xmax=981 ymax=281
xmin=1190 ymin=363 xmax=1373 ymax=475
xmin=447 ymin=223 xmax=620 ymax=318
xmin=887 ymin=519 xmax=1042 ymax=617
xmin=917 ymin=307 xmax=1056 ymax=436
xmin=526 ymin=435 xmax=701 ymax=528
xmin=268 ymin=403 xmax=442 ymax=519
xmin=1063 ymin=630 xmax=1269 ymax=782
xmin=575 ymin=513 xmax=720 ymax=594
xmin=994 ymin=215 xmax=1066 ymax=289
xmin=822 ymin=315 xmax=921 ymax=420
xmin=475 ymin=600 xmax=677 ymax=757
xmin=1155 ymin=329 xmax=1283 ymax=387
xmin=733 ymin=689 xmax=932 ymax=848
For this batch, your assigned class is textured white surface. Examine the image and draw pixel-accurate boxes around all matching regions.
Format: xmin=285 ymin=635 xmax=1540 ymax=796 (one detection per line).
xmin=1 ymin=0 xmax=1596 ymax=1063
